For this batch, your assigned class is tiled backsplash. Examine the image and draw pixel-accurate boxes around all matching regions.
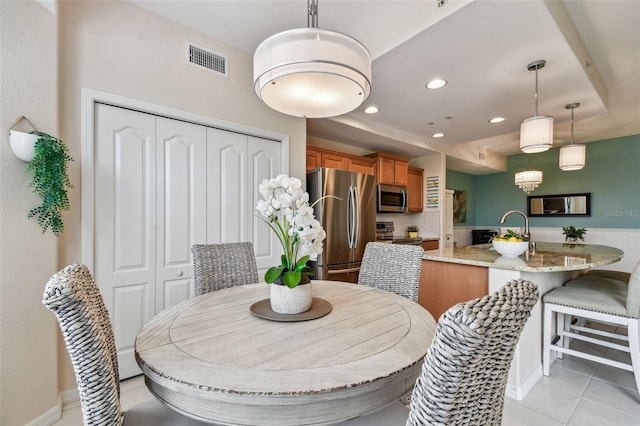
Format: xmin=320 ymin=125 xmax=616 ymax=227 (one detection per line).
xmin=376 ymin=211 xmax=440 ymax=239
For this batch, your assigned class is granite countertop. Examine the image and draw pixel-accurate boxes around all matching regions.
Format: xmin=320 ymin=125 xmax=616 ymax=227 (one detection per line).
xmin=422 ymin=242 xmax=624 ymax=272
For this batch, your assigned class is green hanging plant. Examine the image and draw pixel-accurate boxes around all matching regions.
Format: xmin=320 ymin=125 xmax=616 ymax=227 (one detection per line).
xmin=24 ymin=133 xmax=74 ymax=236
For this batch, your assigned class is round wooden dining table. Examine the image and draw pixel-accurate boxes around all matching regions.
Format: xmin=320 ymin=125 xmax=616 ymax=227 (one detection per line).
xmin=135 ymin=280 xmax=436 ymax=425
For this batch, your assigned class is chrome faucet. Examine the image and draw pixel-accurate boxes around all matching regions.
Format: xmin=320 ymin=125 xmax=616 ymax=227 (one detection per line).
xmin=499 ymin=210 xmax=534 ymax=251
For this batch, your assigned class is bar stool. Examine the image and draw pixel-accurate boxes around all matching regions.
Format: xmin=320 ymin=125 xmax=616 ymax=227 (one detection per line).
xmin=584 ymin=268 xmax=631 ymax=282
xmin=542 ymin=260 xmax=640 ymax=393
xmin=562 ymin=271 xmax=629 ymax=295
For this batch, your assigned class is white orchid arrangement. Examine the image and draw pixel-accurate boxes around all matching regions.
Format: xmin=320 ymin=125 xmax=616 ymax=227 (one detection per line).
xmin=257 ymin=174 xmax=327 ymax=288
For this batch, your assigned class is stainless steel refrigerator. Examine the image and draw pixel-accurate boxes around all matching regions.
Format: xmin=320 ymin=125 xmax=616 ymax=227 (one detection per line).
xmin=307 ymin=168 xmax=377 ymax=283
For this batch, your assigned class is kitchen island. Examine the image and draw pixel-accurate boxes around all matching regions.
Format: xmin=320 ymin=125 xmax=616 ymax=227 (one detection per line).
xmin=420 ymin=242 xmax=624 ymax=400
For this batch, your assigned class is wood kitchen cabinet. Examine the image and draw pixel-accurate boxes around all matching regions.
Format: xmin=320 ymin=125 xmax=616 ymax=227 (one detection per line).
xmin=306 ymin=145 xmax=376 ymax=176
xmin=367 ymin=152 xmax=409 ymax=186
xmin=348 ymin=156 xmax=376 ymax=175
xmin=407 ymin=166 xmax=424 ymax=212
xmin=418 ymin=260 xmax=488 ymax=320
xmin=306 ymin=146 xmax=348 ymax=171
xmin=421 ymin=239 xmax=439 ymax=251
xmin=321 ymin=151 xmax=350 ymax=170
xmin=306 ymin=146 xmax=322 ymax=172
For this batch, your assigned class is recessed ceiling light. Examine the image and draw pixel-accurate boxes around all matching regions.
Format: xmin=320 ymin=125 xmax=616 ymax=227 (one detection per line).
xmin=426 ymin=79 xmax=447 ymax=90
xmin=489 ymin=116 xmax=506 ymax=124
xmin=432 ymin=132 xmax=445 ymax=138
xmin=364 ymin=106 xmax=379 ymax=114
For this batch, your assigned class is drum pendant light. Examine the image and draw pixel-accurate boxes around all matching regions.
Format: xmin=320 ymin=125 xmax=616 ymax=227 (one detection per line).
xmin=253 ymin=0 xmax=371 ymax=118
xmin=559 ymin=103 xmax=586 ymax=171
xmin=520 ymin=60 xmax=553 ymax=153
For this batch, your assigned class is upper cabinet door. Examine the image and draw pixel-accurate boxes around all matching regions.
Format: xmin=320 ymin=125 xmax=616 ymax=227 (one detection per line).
xmin=377 ymin=156 xmax=396 ymax=185
xmin=348 ymin=157 xmax=376 ymax=175
xmin=306 ymin=146 xmax=322 ymax=172
xmin=321 ymin=152 xmax=349 ymax=170
xmin=155 ymin=117 xmax=207 ymax=310
xmin=394 ymin=160 xmax=409 ymax=187
xmin=407 ymin=167 xmax=424 ymax=212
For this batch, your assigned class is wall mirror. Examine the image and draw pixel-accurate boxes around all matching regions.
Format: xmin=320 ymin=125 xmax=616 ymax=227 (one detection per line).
xmin=527 ymin=193 xmax=591 ymax=217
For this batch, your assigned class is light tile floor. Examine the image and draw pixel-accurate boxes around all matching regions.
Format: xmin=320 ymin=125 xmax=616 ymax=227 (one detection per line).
xmin=54 ymin=343 xmax=640 ymax=426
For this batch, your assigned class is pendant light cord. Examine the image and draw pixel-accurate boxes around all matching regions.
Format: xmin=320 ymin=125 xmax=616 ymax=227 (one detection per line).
xmin=308 ymin=0 xmax=318 ymax=28
xmin=565 ymin=103 xmax=580 ymax=146
xmin=570 ymin=107 xmax=574 ymax=145
xmin=534 ymin=67 xmax=539 ymax=117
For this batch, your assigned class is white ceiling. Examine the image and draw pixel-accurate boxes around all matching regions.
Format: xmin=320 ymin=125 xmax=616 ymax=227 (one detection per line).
xmin=130 ymin=0 xmax=640 ymax=174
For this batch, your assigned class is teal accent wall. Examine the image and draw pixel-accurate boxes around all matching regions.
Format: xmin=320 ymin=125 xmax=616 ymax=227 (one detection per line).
xmin=446 ymin=169 xmax=476 ymax=226
xmin=456 ymin=134 xmax=640 ymax=229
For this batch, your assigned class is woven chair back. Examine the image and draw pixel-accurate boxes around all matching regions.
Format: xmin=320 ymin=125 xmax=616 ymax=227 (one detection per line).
xmin=43 ymin=264 xmax=123 ymax=426
xmin=191 ymin=242 xmax=259 ymax=296
xmin=407 ymin=279 xmax=539 ymax=426
xmin=358 ymin=242 xmax=423 ymax=302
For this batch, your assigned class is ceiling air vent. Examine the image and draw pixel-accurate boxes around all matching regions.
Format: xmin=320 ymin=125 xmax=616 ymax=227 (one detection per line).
xmin=186 ymin=42 xmax=228 ymax=77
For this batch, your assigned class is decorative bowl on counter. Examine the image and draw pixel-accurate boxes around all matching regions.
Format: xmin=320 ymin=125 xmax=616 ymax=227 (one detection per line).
xmin=492 ymin=240 xmax=528 ymax=258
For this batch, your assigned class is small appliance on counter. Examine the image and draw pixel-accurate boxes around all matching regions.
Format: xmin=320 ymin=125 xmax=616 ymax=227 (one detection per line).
xmin=376 ymin=221 xmax=395 ymax=242
xmin=376 ymin=222 xmax=423 ymax=246
xmin=471 ymin=229 xmax=498 ymax=245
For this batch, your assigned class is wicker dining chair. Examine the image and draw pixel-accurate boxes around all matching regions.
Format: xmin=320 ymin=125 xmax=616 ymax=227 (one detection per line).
xmin=337 ymin=279 xmax=539 ymax=426
xmin=43 ymin=264 xmax=209 ymax=426
xmin=358 ymin=242 xmax=425 ymax=404
xmin=358 ymin=242 xmax=424 ymax=302
xmin=191 ymin=242 xmax=259 ymax=296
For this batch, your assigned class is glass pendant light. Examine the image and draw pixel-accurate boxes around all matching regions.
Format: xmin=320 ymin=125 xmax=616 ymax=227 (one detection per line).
xmin=520 ymin=60 xmax=553 ymax=153
xmin=515 ymin=170 xmax=543 ymax=193
xmin=253 ymin=0 xmax=371 ymax=118
xmin=559 ymin=103 xmax=586 ymax=171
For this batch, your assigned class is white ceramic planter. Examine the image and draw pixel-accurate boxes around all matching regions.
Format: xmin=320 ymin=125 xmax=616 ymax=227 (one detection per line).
xmin=270 ymin=282 xmax=313 ymax=314
xmin=9 ymin=130 xmax=39 ymax=162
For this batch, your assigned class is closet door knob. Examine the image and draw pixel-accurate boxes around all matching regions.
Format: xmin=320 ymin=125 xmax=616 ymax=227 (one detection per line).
xmin=176 ymin=270 xmax=184 ymax=277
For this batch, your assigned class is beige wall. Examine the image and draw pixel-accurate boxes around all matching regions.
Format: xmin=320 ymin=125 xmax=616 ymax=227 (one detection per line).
xmin=0 ymin=1 xmax=60 ymax=424
xmin=2 ymin=0 xmax=306 ymax=423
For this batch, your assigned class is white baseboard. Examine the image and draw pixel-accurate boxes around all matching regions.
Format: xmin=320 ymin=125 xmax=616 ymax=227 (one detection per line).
xmin=505 ymin=365 xmax=543 ymax=401
xmin=27 ymin=389 xmax=80 ymax=426
xmin=24 ymin=396 xmax=61 ymax=426
xmin=60 ymin=387 xmax=80 ymax=409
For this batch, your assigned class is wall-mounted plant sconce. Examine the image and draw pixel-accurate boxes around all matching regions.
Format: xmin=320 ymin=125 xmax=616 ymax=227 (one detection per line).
xmin=8 ymin=116 xmax=74 ymax=235
xmin=9 ymin=116 xmax=43 ymax=162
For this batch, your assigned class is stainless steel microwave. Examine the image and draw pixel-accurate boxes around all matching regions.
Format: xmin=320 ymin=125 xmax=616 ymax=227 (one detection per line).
xmin=377 ymin=184 xmax=407 ymax=213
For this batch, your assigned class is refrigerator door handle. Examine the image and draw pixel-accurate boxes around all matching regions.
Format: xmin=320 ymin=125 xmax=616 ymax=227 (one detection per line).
xmin=348 ymin=186 xmax=357 ymax=249
xmin=346 ymin=186 xmax=354 ymax=249
xmin=352 ymin=185 xmax=360 ymax=248
xmin=327 ymin=267 xmax=361 ymax=275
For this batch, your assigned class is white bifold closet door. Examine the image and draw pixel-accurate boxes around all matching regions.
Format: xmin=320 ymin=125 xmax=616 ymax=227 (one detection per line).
xmin=94 ymin=103 xmax=281 ymax=378
xmin=95 ymin=104 xmax=206 ymax=378
xmin=206 ymin=128 xmax=282 ymax=272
